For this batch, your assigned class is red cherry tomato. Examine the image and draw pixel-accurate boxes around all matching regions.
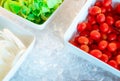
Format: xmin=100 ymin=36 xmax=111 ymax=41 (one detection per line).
xmin=108 ymin=33 xmax=117 ymax=41
xmin=108 ymin=60 xmax=118 ymax=68
xmin=90 ymin=49 xmax=102 ymax=58
xmin=96 ymin=13 xmax=106 ymax=23
xmin=92 ymin=24 xmax=99 ymax=31
xmin=74 ymin=36 xmax=79 ymax=44
xmin=78 ymin=36 xmax=89 ymax=45
xmin=90 ymin=30 xmax=101 ymax=40
xmin=107 ymin=27 xmax=113 ymax=34
xmin=101 ymin=33 xmax=107 ymax=40
xmin=69 ymin=40 xmax=78 ymax=47
xmin=116 ymin=55 xmax=120 ymax=64
xmin=95 ymin=1 xmax=102 ymax=7
xmin=80 ymin=30 xmax=89 ymax=37
xmin=106 ymin=5 xmax=113 ymax=12
xmin=90 ymin=44 xmax=98 ymax=50
xmin=101 ymin=7 xmax=107 ymax=13
xmin=89 ymin=6 xmax=101 ymax=15
xmin=106 ymin=16 xmax=114 ymax=25
xmin=80 ymin=44 xmax=89 ymax=52
xmin=98 ymin=40 xmax=108 ymax=50
xmin=107 ymin=42 xmax=117 ymax=52
xmin=100 ymin=23 xmax=109 ymax=33
xmin=103 ymin=0 xmax=112 ymax=7
xmin=115 ymin=20 xmax=120 ymax=28
xmin=77 ymin=22 xmax=87 ymax=32
xmin=115 ymin=3 xmax=120 ymax=14
xmin=103 ymin=51 xmax=112 ymax=59
xmin=88 ymin=15 xmax=96 ymax=25
xmin=100 ymin=54 xmax=109 ymax=62
xmin=86 ymin=22 xmax=92 ymax=31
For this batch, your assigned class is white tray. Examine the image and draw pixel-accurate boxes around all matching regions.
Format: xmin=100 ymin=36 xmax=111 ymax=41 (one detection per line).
xmin=64 ymin=0 xmax=120 ymax=78
xmin=0 ymin=16 xmax=35 ymax=81
xmin=0 ymin=1 xmax=64 ymax=30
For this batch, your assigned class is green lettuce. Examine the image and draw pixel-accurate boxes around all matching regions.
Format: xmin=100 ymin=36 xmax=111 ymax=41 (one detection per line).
xmin=0 ymin=0 xmax=63 ymax=24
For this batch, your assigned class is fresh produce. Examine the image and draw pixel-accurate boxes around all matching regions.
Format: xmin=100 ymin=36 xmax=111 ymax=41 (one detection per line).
xmin=0 ymin=28 xmax=26 ymax=80
xmin=0 ymin=0 xmax=63 ymax=24
xmin=69 ymin=0 xmax=120 ymax=70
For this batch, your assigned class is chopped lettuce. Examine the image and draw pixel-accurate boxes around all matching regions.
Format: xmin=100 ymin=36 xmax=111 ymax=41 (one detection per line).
xmin=47 ymin=0 xmax=63 ymax=8
xmin=9 ymin=1 xmax=21 ymax=14
xmin=0 ymin=0 xmax=63 ymax=24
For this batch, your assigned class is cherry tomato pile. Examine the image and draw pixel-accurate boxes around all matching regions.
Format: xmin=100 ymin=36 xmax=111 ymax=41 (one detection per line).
xmin=69 ymin=0 xmax=120 ymax=70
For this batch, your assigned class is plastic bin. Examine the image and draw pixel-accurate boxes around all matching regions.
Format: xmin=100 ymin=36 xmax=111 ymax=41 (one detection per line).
xmin=64 ymin=0 xmax=120 ymax=78
xmin=0 ymin=1 xmax=64 ymax=30
xmin=0 ymin=16 xmax=35 ymax=81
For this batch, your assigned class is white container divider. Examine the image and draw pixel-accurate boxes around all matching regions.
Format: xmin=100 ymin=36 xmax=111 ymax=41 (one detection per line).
xmin=64 ymin=0 xmax=120 ymax=78
xmin=0 ymin=16 xmax=35 ymax=81
xmin=0 ymin=1 xmax=64 ymax=30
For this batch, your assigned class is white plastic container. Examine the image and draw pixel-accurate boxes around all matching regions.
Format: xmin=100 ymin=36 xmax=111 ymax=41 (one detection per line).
xmin=64 ymin=0 xmax=120 ymax=78
xmin=0 ymin=16 xmax=35 ymax=81
xmin=0 ymin=1 xmax=64 ymax=30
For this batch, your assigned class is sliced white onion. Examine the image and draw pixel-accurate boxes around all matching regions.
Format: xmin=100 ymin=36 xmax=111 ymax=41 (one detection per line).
xmin=0 ymin=28 xmax=26 ymax=79
xmin=3 ymin=29 xmax=26 ymax=49
xmin=0 ymin=47 xmax=15 ymax=65
xmin=0 ymin=40 xmax=19 ymax=55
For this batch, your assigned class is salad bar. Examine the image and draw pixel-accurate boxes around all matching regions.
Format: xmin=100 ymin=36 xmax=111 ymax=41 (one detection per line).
xmin=0 ymin=0 xmax=120 ymax=81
